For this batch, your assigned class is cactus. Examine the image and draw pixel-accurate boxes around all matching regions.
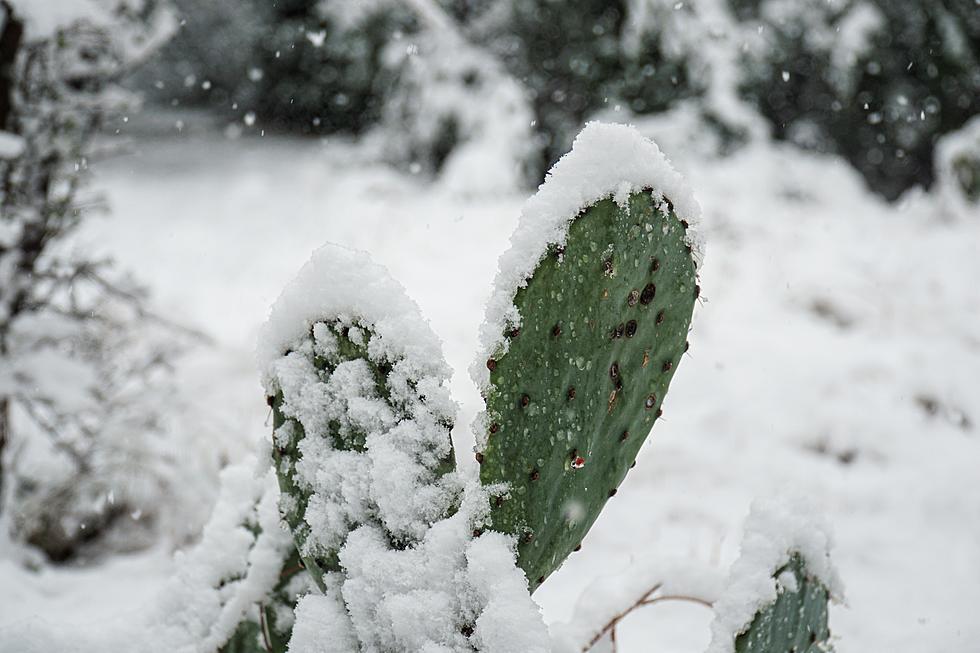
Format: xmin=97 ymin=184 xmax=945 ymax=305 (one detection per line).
xmin=260 ymin=245 xmax=460 ymax=592
xmin=268 ymin=322 xmax=457 ymax=589
xmin=706 ymin=499 xmax=840 ymax=653
xmin=219 ymin=550 xmax=306 ymax=653
xmin=247 ymin=123 xmax=846 ymax=653
xmin=476 ymin=131 xmax=700 ymax=591
xmin=733 ymin=555 xmax=832 ymax=653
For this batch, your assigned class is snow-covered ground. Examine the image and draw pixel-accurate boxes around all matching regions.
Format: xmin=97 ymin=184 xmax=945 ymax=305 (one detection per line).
xmin=1 ymin=112 xmax=978 ymax=652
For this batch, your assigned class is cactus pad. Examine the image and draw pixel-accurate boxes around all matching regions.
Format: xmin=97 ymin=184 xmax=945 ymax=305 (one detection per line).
xmin=270 ymin=320 xmax=456 ymax=590
xmin=479 ymin=189 xmax=698 ymax=591
xmin=260 ymin=244 xmax=459 ymax=592
xmin=734 ymin=555 xmax=832 ymax=653
xmin=219 ymin=550 xmax=305 ymax=653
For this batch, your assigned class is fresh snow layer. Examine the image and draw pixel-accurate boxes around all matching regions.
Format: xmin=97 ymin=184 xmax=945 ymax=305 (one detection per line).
xmin=149 ymin=461 xmax=301 ymax=653
xmin=471 ymin=121 xmax=702 ymax=392
xmin=0 ymin=131 xmax=25 ymax=159
xmin=257 ymin=242 xmax=451 ymax=392
xmin=260 ymin=242 xmax=459 ymax=554
xmin=7 ymin=0 xmax=113 ymax=38
xmin=705 ymin=497 xmax=843 ymax=653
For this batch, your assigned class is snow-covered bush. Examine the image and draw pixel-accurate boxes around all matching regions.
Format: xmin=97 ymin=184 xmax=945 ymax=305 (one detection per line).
xmin=737 ymin=0 xmax=980 ymax=200
xmin=377 ymin=2 xmax=534 ymax=192
xmin=935 ymin=115 xmax=980 ymax=216
xmin=166 ymin=122 xmax=837 ymax=652
xmin=0 ymin=0 xmax=200 ymax=561
xmin=247 ymin=0 xmax=412 ymax=136
xmin=130 ymin=0 xmax=268 ymax=112
xmin=479 ymin=0 xmax=705 ymax=175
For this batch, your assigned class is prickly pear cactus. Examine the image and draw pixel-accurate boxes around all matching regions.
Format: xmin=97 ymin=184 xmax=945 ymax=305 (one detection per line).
xmin=268 ymin=322 xmax=457 ymax=589
xmin=219 ymin=550 xmax=306 ymax=653
xmin=475 ymin=123 xmax=701 ymax=591
xmin=259 ymin=244 xmax=459 ymax=592
xmin=734 ymin=555 xmax=832 ymax=653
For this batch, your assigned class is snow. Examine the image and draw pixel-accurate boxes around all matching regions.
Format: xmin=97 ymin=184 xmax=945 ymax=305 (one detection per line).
xmin=934 ymin=114 xmax=980 ymax=217
xmin=150 ymin=461 xmax=300 ymax=653
xmin=705 ymin=497 xmax=842 ymax=653
xmin=7 ymin=0 xmax=113 ymax=38
xmin=0 ymin=131 xmax=25 ymax=159
xmin=471 ymin=121 xmax=702 ymax=393
xmin=328 ymin=489 xmax=548 ymax=652
xmin=1 ymin=112 xmax=978 ymax=652
xmin=831 ymin=3 xmax=885 ymax=83
xmin=259 ymin=243 xmax=459 ymax=552
xmin=551 ymin=557 xmax=725 ymax=652
xmin=257 ymin=243 xmax=450 ymax=394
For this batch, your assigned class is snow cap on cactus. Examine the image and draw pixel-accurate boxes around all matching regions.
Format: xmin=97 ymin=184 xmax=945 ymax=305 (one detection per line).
xmin=257 ymin=242 xmax=451 ymax=394
xmin=471 ymin=120 xmax=702 ymax=391
xmin=706 ymin=496 xmax=843 ymax=653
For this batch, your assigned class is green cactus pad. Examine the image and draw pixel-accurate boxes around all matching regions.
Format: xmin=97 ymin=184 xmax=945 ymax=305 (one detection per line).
xmin=271 ymin=321 xmax=456 ymax=590
xmin=219 ymin=550 xmax=305 ymax=653
xmin=734 ymin=555 xmax=832 ymax=653
xmin=270 ymin=325 xmax=382 ymax=588
xmin=479 ymin=190 xmax=697 ymax=591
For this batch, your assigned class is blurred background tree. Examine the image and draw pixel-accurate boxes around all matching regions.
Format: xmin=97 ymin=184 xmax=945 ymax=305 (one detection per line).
xmin=127 ymin=0 xmax=978 ymax=200
xmin=0 ymin=0 xmax=214 ymax=564
xmin=735 ymin=0 xmax=980 ymax=201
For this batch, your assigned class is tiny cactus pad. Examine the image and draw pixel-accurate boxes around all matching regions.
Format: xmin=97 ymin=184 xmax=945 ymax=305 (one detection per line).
xmin=734 ymin=555 xmax=832 ymax=653
xmin=259 ymin=244 xmax=459 ymax=592
xmin=480 ymin=189 xmax=698 ymax=590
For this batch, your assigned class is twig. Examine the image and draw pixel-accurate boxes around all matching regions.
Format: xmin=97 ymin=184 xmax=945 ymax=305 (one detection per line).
xmin=583 ymin=584 xmax=714 ymax=652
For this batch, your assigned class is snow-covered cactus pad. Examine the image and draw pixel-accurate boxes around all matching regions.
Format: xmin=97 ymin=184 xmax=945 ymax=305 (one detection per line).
xmin=473 ymin=122 xmax=703 ymax=591
xmin=153 ymin=463 xmax=308 ymax=653
xmin=732 ymin=555 xmax=831 ymax=653
xmin=260 ymin=245 xmax=550 ymax=652
xmin=707 ymin=499 xmax=842 ymax=653
xmin=258 ymin=244 xmax=460 ymax=590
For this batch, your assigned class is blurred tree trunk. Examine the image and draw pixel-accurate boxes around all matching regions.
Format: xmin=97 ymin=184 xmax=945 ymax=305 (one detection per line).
xmin=0 ymin=1 xmax=24 ymax=510
xmin=0 ymin=1 xmax=22 ymax=128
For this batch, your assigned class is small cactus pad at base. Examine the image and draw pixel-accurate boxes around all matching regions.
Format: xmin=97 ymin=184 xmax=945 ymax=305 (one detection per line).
xmin=219 ymin=551 xmax=304 ymax=653
xmin=479 ymin=190 xmax=697 ymax=591
xmin=734 ymin=555 xmax=832 ymax=653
